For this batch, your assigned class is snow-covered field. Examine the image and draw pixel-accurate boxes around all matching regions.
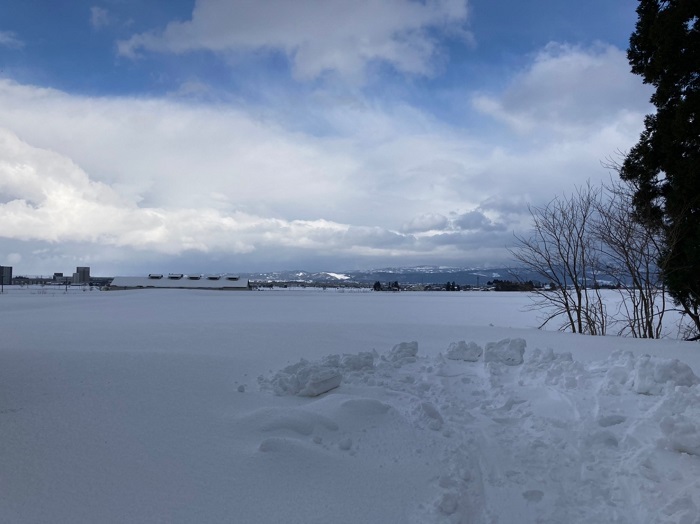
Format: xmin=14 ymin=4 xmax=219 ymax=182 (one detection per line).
xmin=1 ymin=288 xmax=699 ymax=523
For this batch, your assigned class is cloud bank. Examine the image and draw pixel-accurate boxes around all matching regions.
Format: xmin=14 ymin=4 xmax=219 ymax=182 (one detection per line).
xmin=0 ymin=37 xmax=652 ymax=274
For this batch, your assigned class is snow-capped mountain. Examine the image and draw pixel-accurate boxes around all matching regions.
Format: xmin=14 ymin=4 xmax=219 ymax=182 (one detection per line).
xmin=241 ymin=266 xmax=537 ymax=286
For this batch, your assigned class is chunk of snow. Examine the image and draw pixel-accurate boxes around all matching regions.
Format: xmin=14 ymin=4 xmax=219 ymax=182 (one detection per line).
xmin=484 ymin=338 xmax=526 ymax=366
xmin=385 ymin=341 xmax=418 ymax=364
xmin=660 ymin=414 xmax=700 ymax=456
xmin=324 ymin=351 xmax=376 ymax=372
xmin=632 ymin=355 xmax=699 ymax=395
xmin=263 ymin=351 xmax=377 ymax=396
xmin=267 ymin=359 xmax=341 ymax=397
xmin=446 ymin=341 xmax=483 ymax=362
xmin=298 ymin=368 xmax=343 ymax=397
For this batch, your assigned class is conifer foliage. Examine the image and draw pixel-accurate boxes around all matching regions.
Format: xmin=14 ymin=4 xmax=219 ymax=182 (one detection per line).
xmin=621 ymin=0 xmax=700 ymax=334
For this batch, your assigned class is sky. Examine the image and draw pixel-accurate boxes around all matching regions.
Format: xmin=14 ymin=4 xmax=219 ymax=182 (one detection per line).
xmin=0 ymin=0 xmax=653 ymax=276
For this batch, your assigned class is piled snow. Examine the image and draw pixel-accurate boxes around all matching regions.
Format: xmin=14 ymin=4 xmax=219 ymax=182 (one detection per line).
xmin=385 ymin=340 xmax=418 ymax=364
xmin=484 ymin=337 xmax=526 ymax=365
xmin=2 ymin=289 xmax=700 ymax=523
xmin=258 ymin=338 xmax=700 ymax=523
xmin=445 ymin=340 xmax=483 ymax=361
xmin=264 ymin=351 xmax=375 ymax=396
xmin=632 ymin=354 xmax=699 ymax=395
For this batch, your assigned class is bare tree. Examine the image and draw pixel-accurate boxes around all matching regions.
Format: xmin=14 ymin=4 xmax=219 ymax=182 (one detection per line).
xmin=593 ymin=178 xmax=666 ymax=338
xmin=511 ymin=184 xmax=608 ymax=335
xmin=512 ymin=175 xmax=672 ymax=338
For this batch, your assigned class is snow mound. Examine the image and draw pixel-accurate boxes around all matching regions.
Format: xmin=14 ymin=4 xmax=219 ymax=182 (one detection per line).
xmin=599 ymin=351 xmax=637 ymax=394
xmin=446 ymin=341 xmax=483 ymax=362
xmin=384 ymin=341 xmax=418 ymax=365
xmin=262 ymin=351 xmax=377 ymax=396
xmin=657 ymin=385 xmax=700 ymax=456
xmin=265 ymin=359 xmax=342 ymax=396
xmin=599 ymin=351 xmax=699 ymax=396
xmin=261 ymin=342 xmax=423 ymax=397
xmin=521 ymin=348 xmax=584 ymax=389
xmin=660 ymin=413 xmax=700 ymax=456
xmin=484 ymin=337 xmax=526 ymax=366
xmin=632 ymin=354 xmax=699 ymax=395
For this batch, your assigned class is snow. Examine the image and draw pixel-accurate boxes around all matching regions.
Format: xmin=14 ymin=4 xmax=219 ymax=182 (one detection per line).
xmin=446 ymin=340 xmax=483 ymax=362
xmin=324 ymin=272 xmax=351 ymax=280
xmin=484 ymin=337 xmax=526 ymax=365
xmin=1 ymin=288 xmax=700 ymax=523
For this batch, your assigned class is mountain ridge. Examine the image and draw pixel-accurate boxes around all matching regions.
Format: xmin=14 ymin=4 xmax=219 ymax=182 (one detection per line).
xmin=240 ymin=266 xmax=539 ymax=286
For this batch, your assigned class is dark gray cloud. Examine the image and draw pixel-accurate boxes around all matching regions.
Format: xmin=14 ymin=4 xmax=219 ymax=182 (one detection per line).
xmin=402 ymin=213 xmax=449 ymax=233
xmin=454 ymin=210 xmax=506 ymax=232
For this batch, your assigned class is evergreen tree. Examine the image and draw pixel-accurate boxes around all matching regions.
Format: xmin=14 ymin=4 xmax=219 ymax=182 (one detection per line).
xmin=621 ymin=0 xmax=700 ymax=333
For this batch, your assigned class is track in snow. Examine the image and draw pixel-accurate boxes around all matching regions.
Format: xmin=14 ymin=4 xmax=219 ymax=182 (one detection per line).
xmin=260 ymin=339 xmax=700 ymax=524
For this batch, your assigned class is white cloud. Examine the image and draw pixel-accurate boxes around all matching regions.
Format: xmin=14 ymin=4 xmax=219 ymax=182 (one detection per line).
xmin=0 ymin=127 xmax=331 ymax=253
xmin=0 ymin=79 xmax=494 ymax=229
xmin=0 ymin=125 xmax=493 ymax=266
xmin=90 ymin=7 xmax=110 ymax=30
xmin=0 ymin=81 xmax=355 ymax=218
xmin=472 ymin=43 xmax=653 ymax=136
xmin=0 ymin=30 xmax=24 ymax=49
xmin=117 ymin=0 xmax=470 ymax=81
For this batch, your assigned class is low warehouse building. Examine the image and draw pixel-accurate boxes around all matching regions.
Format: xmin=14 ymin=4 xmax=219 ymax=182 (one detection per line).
xmin=109 ymin=274 xmax=250 ymax=290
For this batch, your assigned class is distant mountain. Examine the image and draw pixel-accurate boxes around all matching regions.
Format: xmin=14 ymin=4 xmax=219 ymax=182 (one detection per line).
xmin=241 ymin=266 xmax=545 ymax=287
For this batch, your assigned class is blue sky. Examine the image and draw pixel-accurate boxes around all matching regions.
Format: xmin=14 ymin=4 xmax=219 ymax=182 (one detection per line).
xmin=0 ymin=0 xmax=652 ymax=276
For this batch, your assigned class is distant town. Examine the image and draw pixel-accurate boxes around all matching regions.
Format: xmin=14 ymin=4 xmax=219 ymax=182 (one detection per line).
xmin=0 ymin=264 xmax=551 ymax=292
xmin=0 ymin=265 xmax=112 ymax=288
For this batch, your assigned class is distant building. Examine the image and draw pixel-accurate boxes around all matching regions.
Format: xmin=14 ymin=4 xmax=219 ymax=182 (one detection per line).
xmin=73 ymin=266 xmax=90 ymax=284
xmin=109 ymin=273 xmax=250 ymax=290
xmin=53 ymin=272 xmax=71 ymax=284
xmin=0 ymin=266 xmax=11 ymax=285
